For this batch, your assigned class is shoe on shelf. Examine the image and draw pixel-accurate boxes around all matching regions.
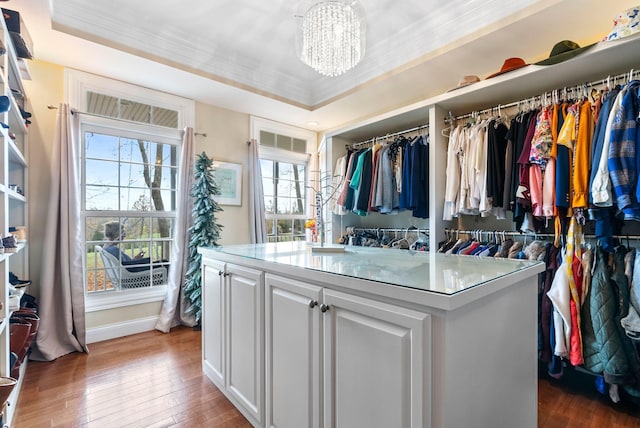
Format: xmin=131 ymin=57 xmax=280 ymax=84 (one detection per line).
xmin=9 ymin=272 xmax=31 ymax=287
xmin=3 ymin=236 xmax=17 ymax=253
xmin=18 ymin=107 xmax=31 ymax=119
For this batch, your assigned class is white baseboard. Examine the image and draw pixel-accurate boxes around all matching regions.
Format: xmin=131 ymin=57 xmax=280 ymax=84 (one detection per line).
xmin=86 ymin=315 xmax=159 ymax=344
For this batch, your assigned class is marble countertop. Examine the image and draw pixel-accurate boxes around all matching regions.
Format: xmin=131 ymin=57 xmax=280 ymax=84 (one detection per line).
xmin=200 ymin=242 xmax=544 ymax=296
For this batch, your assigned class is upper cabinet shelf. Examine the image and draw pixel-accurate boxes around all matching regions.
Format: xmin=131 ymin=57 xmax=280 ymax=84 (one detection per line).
xmin=431 ymin=35 xmax=640 ymax=114
xmin=328 ymin=34 xmax=640 ymax=141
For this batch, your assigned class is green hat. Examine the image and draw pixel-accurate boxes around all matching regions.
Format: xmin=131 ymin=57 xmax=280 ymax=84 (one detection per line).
xmin=535 ymin=40 xmax=595 ymax=66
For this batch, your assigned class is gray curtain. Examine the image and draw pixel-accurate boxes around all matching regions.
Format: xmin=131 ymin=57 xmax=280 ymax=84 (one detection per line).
xmin=248 ymin=139 xmax=267 ymax=243
xmin=155 ymin=127 xmax=196 ymax=332
xmin=31 ymin=104 xmax=88 ymax=361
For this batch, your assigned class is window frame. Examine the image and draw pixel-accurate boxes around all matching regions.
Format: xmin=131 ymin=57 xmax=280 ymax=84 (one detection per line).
xmin=251 ymin=117 xmax=317 ymax=243
xmin=260 ymin=146 xmax=310 ymax=242
xmin=67 ymin=69 xmax=194 ymax=311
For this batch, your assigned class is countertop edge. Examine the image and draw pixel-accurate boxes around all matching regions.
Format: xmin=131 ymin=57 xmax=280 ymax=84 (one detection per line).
xmin=199 ymin=246 xmax=544 ymax=312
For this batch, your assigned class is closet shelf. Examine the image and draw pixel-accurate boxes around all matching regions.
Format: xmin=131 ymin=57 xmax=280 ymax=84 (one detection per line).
xmin=5 ymin=33 xmax=26 ymax=97
xmin=432 ymin=34 xmax=640 ymax=114
xmin=7 ymin=190 xmax=25 ymax=202
xmin=329 ymin=34 xmax=640 ymax=142
xmin=8 ymin=95 xmax=28 ymax=135
xmin=7 ymin=139 xmax=26 ymax=166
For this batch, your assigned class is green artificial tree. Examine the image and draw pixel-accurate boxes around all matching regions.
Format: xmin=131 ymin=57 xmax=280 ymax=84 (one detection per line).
xmin=184 ymin=152 xmax=223 ymax=326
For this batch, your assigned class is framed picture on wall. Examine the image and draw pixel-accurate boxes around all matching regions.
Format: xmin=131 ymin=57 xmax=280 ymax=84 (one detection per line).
xmin=213 ymin=161 xmax=242 ymax=206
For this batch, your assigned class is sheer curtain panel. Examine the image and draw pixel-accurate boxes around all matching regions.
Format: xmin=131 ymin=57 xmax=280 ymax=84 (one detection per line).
xmin=155 ymin=127 xmax=197 ymax=332
xmin=248 ymin=139 xmax=267 ymax=243
xmin=31 ymin=104 xmax=88 ymax=361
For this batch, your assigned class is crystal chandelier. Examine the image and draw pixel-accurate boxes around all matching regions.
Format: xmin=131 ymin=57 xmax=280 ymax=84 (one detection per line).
xmin=297 ymin=0 xmax=366 ymax=77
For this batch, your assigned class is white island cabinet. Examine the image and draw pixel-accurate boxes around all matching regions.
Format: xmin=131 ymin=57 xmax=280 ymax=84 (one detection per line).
xmin=199 ymin=242 xmax=545 ymax=428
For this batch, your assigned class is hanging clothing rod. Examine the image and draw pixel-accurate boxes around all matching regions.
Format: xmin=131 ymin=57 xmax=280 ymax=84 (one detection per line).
xmin=444 ymin=228 xmax=640 ymax=241
xmin=347 ymin=123 xmax=429 ymax=150
xmin=346 ymin=227 xmax=429 ymax=234
xmin=444 ymin=67 xmax=640 ymax=124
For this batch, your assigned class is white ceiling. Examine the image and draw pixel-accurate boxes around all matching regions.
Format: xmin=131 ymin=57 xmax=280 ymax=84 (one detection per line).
xmin=10 ymin=0 xmax=638 ymax=133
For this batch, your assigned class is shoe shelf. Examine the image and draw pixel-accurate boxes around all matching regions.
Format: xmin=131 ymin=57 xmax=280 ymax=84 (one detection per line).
xmin=6 ymin=141 xmax=25 ymax=169
xmin=6 ymin=191 xmax=24 ymax=203
xmin=0 ymin=7 xmax=31 ymax=428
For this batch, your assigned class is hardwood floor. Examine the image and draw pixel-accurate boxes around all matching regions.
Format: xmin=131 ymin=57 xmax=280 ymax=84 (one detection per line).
xmin=538 ymin=367 xmax=640 ymax=428
xmin=13 ymin=326 xmax=251 ymax=428
xmin=12 ymin=327 xmax=640 ymax=427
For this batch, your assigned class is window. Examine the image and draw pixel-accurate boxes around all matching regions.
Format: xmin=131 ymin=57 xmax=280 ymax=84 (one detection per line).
xmin=251 ymin=117 xmax=316 ymax=243
xmin=82 ymin=123 xmax=178 ymax=294
xmin=261 ymin=155 xmax=307 ymax=242
xmin=68 ymin=70 xmax=194 ymax=307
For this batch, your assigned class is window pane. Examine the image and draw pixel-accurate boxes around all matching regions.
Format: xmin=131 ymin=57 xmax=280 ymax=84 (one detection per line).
xmin=121 ymin=163 xmax=148 ymax=188
xmin=86 ymin=216 xmax=119 ymax=241
xmin=87 ymin=91 xmax=119 ymax=117
xmin=152 ymin=217 xmax=174 ymax=239
xmin=293 ymin=219 xmax=305 ymax=234
xmin=265 ymin=197 xmax=275 ymax=214
xmin=121 ymin=188 xmax=150 ymax=211
xmin=277 ymin=219 xmax=292 ymax=235
xmin=293 ymin=138 xmax=306 ymax=153
xmin=278 ymin=179 xmax=299 ymax=199
xmin=293 ymin=180 xmax=305 ymax=200
xmin=278 ymin=162 xmax=293 ymax=180
xmin=146 ymin=142 xmax=173 ymax=167
xmin=155 ymin=166 xmax=177 ymax=190
xmin=86 ymin=159 xmax=119 ymax=186
xmin=276 ymin=197 xmax=291 ymax=214
xmin=261 ymin=159 xmax=273 ymax=178
xmin=86 ymin=91 xmax=180 ymax=130
xmin=85 ymin=132 xmax=119 ymax=161
xmin=296 ymin=164 xmax=306 ymax=177
xmin=262 ymin=177 xmax=274 ymax=197
xmin=266 ymin=219 xmax=275 ymax=235
xmin=121 ymin=99 xmax=150 ymax=124
xmin=292 ymin=198 xmax=304 ymax=214
xmin=154 ymin=189 xmax=175 ymax=211
xmin=151 ymin=106 xmax=178 ymax=128
xmin=276 ymin=134 xmax=292 ymax=151
xmin=121 ymin=138 xmax=149 ymax=164
xmin=260 ymin=131 xmax=275 ymax=147
xmin=122 ymin=217 xmax=151 ymax=239
xmin=86 ymin=185 xmax=120 ymax=210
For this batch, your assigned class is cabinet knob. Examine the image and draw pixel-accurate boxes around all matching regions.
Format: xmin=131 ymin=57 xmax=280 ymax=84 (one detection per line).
xmin=223 ymin=272 xmax=230 ymax=277
xmin=320 ymin=304 xmax=330 ymax=313
xmin=309 ymin=300 xmax=318 ymax=309
xmin=218 ymin=270 xmax=224 ymax=276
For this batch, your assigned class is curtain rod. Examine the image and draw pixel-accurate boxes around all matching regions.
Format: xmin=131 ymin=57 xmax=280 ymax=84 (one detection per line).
xmin=46 ymin=104 xmax=208 ymax=135
xmin=347 ymin=123 xmax=429 ymax=150
xmin=444 ymin=67 xmax=640 ymax=124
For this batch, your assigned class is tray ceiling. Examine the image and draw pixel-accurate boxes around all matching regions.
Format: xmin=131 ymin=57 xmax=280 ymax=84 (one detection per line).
xmin=14 ymin=0 xmax=639 ymax=131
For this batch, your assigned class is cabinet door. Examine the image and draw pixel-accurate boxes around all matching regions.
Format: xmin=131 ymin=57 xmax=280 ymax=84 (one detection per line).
xmin=226 ymin=263 xmax=264 ymax=425
xmin=265 ymin=274 xmax=322 ymax=428
xmin=201 ymin=259 xmax=226 ymax=388
xmin=323 ymin=289 xmax=431 ymax=428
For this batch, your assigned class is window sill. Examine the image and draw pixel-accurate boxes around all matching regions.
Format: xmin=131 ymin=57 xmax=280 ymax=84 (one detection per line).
xmin=85 ymin=286 xmax=167 ymax=312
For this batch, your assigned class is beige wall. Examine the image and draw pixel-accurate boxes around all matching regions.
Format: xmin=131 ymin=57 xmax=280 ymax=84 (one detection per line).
xmin=23 ymin=60 xmax=63 ymax=302
xmin=194 ymin=102 xmax=251 ymax=246
xmin=23 ymin=61 xmax=252 ymax=333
